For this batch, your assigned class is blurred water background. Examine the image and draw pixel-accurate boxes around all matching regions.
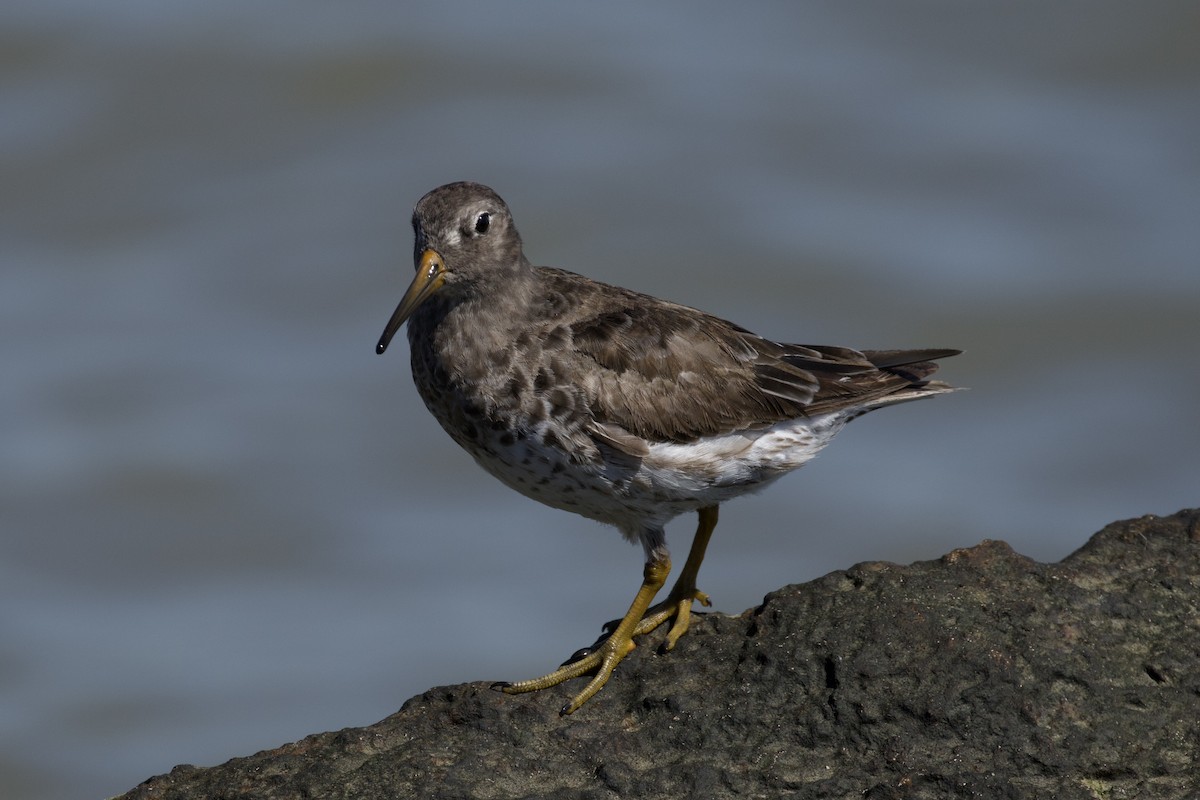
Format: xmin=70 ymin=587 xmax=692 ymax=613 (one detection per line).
xmin=2 ymin=2 xmax=1197 ymax=797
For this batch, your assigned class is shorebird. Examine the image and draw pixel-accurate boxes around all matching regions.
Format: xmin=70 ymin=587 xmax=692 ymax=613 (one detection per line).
xmin=376 ymin=181 xmax=959 ymax=713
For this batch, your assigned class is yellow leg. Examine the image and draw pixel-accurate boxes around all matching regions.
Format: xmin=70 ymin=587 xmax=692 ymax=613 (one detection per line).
xmin=630 ymin=505 xmax=717 ymax=649
xmin=498 ymin=555 xmax=671 ymax=714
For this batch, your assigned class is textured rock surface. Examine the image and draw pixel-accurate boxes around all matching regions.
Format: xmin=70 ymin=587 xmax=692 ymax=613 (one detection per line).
xmin=120 ymin=510 xmax=1200 ymax=799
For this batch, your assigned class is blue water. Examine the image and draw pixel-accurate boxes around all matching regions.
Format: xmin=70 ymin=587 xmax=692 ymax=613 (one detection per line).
xmin=2 ymin=3 xmax=1197 ymax=797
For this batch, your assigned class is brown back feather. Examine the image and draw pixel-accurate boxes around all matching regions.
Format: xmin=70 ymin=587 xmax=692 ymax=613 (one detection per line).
xmin=541 ymin=268 xmax=959 ymax=444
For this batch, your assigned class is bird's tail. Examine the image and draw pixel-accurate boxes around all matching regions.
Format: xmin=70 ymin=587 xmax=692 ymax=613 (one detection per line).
xmin=857 ymin=348 xmax=962 ymax=411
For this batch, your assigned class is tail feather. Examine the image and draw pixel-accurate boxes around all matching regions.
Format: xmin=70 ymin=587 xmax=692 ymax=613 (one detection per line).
xmin=831 ymin=348 xmax=963 ymax=418
xmin=861 ymin=348 xmax=961 ymax=385
xmin=862 ymin=348 xmax=961 ymax=368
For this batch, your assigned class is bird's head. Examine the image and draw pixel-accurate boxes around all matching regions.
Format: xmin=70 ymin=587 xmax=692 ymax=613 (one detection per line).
xmin=377 ymin=181 xmax=526 ymax=354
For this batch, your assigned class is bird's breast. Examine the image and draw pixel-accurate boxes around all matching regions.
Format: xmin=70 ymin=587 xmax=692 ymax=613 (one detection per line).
xmin=406 ymin=301 xmax=598 ymax=467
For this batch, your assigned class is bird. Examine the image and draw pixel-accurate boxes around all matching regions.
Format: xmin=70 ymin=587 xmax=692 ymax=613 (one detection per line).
xmin=376 ymin=181 xmax=959 ymax=714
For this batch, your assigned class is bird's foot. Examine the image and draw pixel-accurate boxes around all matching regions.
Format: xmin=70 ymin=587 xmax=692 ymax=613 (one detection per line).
xmin=498 ymin=585 xmax=710 ymax=712
xmin=494 ymin=558 xmax=671 ymax=714
xmin=628 ymin=586 xmax=711 ymax=652
xmin=494 ymin=627 xmax=638 ymax=715
xmin=620 ymin=506 xmax=718 ymax=651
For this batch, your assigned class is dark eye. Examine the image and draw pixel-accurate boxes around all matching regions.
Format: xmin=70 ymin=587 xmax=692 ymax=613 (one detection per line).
xmin=474 ymin=212 xmax=491 ymax=234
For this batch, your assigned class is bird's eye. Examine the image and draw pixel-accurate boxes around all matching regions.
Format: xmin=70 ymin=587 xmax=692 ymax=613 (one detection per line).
xmin=474 ymin=212 xmax=491 ymax=234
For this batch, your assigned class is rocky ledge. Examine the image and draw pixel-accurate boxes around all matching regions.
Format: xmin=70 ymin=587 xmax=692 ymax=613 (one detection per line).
xmin=120 ymin=509 xmax=1199 ymax=799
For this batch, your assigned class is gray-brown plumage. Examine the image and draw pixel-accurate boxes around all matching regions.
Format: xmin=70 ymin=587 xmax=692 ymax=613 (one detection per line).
xmin=377 ymin=181 xmax=959 ymax=713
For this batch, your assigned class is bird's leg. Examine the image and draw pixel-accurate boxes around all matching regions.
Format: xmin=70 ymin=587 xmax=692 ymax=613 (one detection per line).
xmin=628 ymin=505 xmax=718 ymax=650
xmin=497 ymin=554 xmax=671 ymax=715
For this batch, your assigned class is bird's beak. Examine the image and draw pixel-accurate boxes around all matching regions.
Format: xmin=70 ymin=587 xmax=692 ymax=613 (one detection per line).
xmin=376 ymin=248 xmax=446 ymax=354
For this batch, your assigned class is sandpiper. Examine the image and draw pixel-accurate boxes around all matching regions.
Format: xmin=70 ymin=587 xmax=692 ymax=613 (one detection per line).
xmin=377 ymin=181 xmax=959 ymax=714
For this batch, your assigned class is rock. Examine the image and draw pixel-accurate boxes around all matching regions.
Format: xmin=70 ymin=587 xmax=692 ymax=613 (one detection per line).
xmin=118 ymin=510 xmax=1200 ymax=799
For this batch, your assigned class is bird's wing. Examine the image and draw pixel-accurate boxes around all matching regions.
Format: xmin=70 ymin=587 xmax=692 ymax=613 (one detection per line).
xmin=540 ymin=269 xmax=940 ymax=448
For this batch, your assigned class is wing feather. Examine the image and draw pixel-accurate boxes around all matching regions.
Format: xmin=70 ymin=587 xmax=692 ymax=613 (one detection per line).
xmin=538 ymin=268 xmax=957 ymax=445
